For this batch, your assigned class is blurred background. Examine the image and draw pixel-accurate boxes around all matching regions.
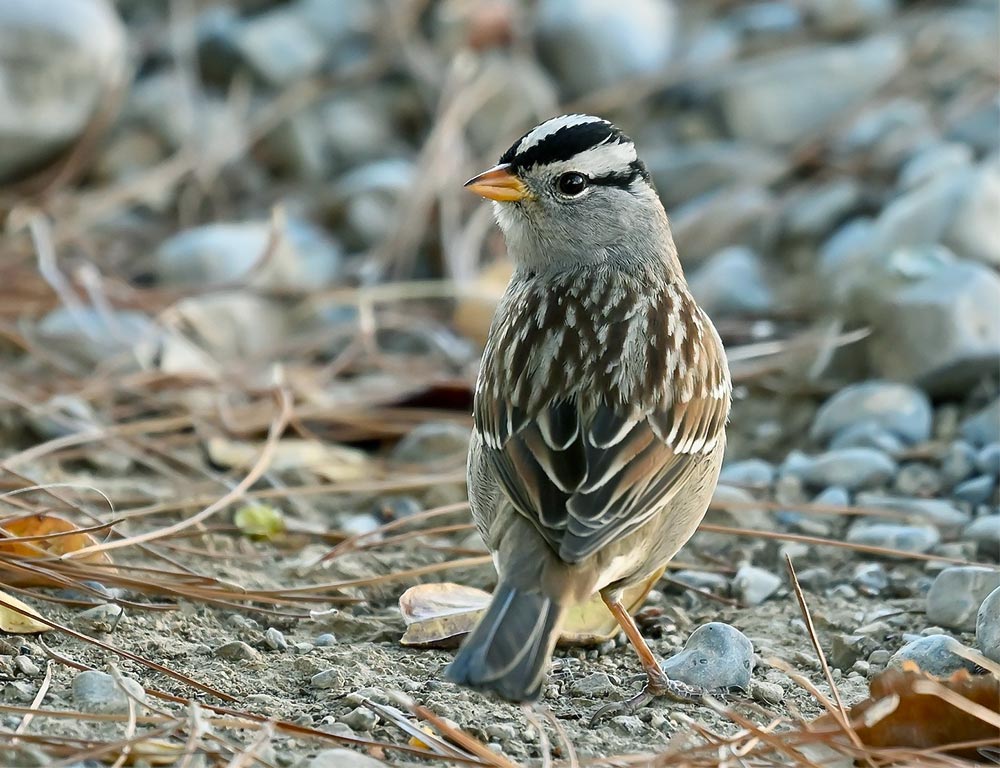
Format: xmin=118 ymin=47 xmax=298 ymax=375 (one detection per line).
xmin=0 ymin=1 xmax=998 ymax=764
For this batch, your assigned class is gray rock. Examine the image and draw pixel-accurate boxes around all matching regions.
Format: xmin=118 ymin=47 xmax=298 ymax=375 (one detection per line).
xmin=963 ymin=515 xmax=1000 ymax=559
xmin=853 ymin=247 xmax=1000 ymax=395
xmin=670 ymin=185 xmax=777 ymax=266
xmin=37 ymin=307 xmax=159 ymax=367
xmin=314 ymin=633 xmax=337 ymax=647
xmin=782 ymin=178 xmax=861 ymax=239
xmin=834 ymin=97 xmax=936 ymax=171
xmin=231 ymin=8 xmax=327 ymax=86
xmin=888 ymin=635 xmax=976 ymax=676
xmin=154 ymin=220 xmax=342 ymax=290
xmin=306 ymin=749 xmax=388 ymax=768
xmin=170 ymin=292 xmax=292 ymax=361
xmin=728 ymin=2 xmax=803 ymax=44
xmin=893 ymin=463 xmax=943 ymax=498
xmin=940 ymin=441 xmax=977 ymax=486
xmin=846 ymin=521 xmax=940 ymax=554
xmin=927 ymin=567 xmax=1000 ymax=631
xmin=871 ymin=167 xmax=969 ymax=255
xmin=717 ymin=36 xmax=905 ymax=147
xmin=804 ymin=0 xmax=896 ymax=34
xmin=945 ymin=157 xmax=1000 ymax=267
xmin=977 ymin=586 xmax=1000 ymax=663
xmin=73 ymin=604 xmax=123 ymax=634
xmin=831 ymin=634 xmax=877 ymax=671
xmin=71 ymin=670 xmax=146 ymax=715
xmin=853 ymin=563 xmax=889 ymax=596
xmin=340 ymin=706 xmax=377 ymax=732
xmin=680 ymin=23 xmax=739 ymax=71
xmin=570 ymin=671 xmax=616 ymax=697
xmin=687 ymin=246 xmax=774 ymax=317
xmin=295 ymin=0 xmax=379 ymax=68
xmin=960 ymin=399 xmax=1000 ymax=447
xmin=733 ymin=565 xmax=782 ymax=606
xmin=828 ymin=423 xmax=905 ymax=454
xmin=14 ymin=656 xmax=39 ymax=676
xmin=811 ymin=381 xmax=932 ymax=446
xmin=976 ymin=443 xmax=1000 ymax=476
xmin=854 ymin=494 xmax=970 ymax=534
xmin=392 ymin=422 xmax=470 ymax=464
xmin=953 ymin=475 xmax=997 ymax=506
xmin=536 ymin=0 xmax=677 ymax=97
xmin=215 ymin=641 xmax=260 ymax=662
xmin=672 ymin=570 xmax=730 ymax=594
xmin=0 ymin=0 xmax=126 ymax=183
xmin=311 ymin=668 xmax=346 ymax=690
xmin=331 ymin=158 xmax=415 ymax=249
xmin=799 ymin=448 xmax=897 ymax=490
xmin=662 ymin=622 xmax=754 ymax=691
xmin=897 ymin=142 xmax=973 ymax=192
xmin=264 ymin=627 xmax=288 ymax=651
xmin=645 ymin=142 xmax=787 ymax=209
xmin=818 ymin=216 xmax=878 ymax=305
xmin=719 ymin=458 xmax=776 ymax=491
xmin=947 ymin=98 xmax=999 ymax=154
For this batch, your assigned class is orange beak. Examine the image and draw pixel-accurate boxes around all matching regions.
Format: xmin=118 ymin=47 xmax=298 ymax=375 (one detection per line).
xmin=464 ymin=163 xmax=530 ymax=202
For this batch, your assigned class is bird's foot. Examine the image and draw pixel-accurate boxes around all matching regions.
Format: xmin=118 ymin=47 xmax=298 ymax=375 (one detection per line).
xmin=588 ymin=670 xmax=718 ymax=725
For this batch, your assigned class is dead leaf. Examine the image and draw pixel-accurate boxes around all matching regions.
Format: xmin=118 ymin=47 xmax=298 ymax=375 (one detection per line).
xmin=399 ymin=569 xmax=664 ymax=647
xmin=0 ymin=514 xmax=115 ymax=587
xmin=207 ymin=437 xmax=376 ymax=483
xmin=0 ymin=589 xmax=51 ymax=633
xmin=817 ymin=663 xmax=1000 ymax=760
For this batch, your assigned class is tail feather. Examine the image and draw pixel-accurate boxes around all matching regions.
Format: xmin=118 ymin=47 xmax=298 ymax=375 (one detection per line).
xmin=445 ymin=581 xmax=563 ymax=702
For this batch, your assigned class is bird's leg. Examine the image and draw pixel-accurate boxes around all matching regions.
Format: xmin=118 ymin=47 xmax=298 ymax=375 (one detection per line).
xmin=590 ymin=591 xmax=706 ymax=724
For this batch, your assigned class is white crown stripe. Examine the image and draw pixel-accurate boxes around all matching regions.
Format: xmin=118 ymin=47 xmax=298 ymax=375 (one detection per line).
xmin=515 ymin=114 xmax=610 ymax=155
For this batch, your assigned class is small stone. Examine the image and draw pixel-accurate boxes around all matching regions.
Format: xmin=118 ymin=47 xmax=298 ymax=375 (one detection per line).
xmin=976 ymin=586 xmax=1000 ymax=663
xmin=804 ymin=0 xmax=895 ymax=35
xmin=888 ymin=635 xmax=976 ymax=676
xmin=570 ymin=671 xmax=616 ymax=697
xmin=926 ymin=567 xmax=1000 ymax=631
xmin=853 ymin=563 xmax=889 ymax=596
xmin=13 ymin=656 xmax=39 ymax=676
xmin=975 ymin=443 xmax=1000 ymax=476
xmin=340 ymin=706 xmax=378 ymax=732
xmin=72 ymin=604 xmax=123 ymax=633
xmin=719 ymin=458 xmax=776 ymax=491
xmin=733 ymin=565 xmax=782 ymax=606
xmin=391 ymin=422 xmax=470 ymax=464
xmin=71 ymin=670 xmax=146 ymax=714
xmin=611 ymin=715 xmax=645 ymax=735
xmin=799 ymin=448 xmax=897 ymax=491
xmin=264 ymin=627 xmax=288 ymax=651
xmin=898 ymin=142 xmax=973 ymax=192
xmin=783 ymin=178 xmax=861 ymax=239
xmin=963 ymin=515 xmax=1000 ymax=559
xmin=893 ymin=463 xmax=942 ymax=497
xmin=811 ymin=381 xmax=932 ymax=446
xmin=945 ymin=160 xmax=1000 ymax=267
xmin=960 ymin=399 xmax=1000 ymax=447
xmin=231 ymin=8 xmax=327 ymax=87
xmin=846 ymin=521 xmax=940 ymax=554
xmin=828 ymin=423 xmax=905 ymax=454
xmin=687 ymin=246 xmax=774 ymax=317
xmin=751 ymin=679 xmax=785 ymax=704
xmin=867 ymin=649 xmax=891 ymax=666
xmin=311 ymin=668 xmax=346 ymax=690
xmin=796 ymin=567 xmax=833 ymax=592
xmin=662 ymin=622 xmax=754 ymax=691
xmin=673 ymin=570 xmax=730 ymax=594
xmin=215 ymin=641 xmax=260 ymax=662
xmin=306 ymin=748 xmax=388 ymax=768
xmin=315 ymin=633 xmax=337 ymax=647
xmin=831 ymin=635 xmax=876 ymax=671
xmin=854 ymin=494 xmax=970 ymax=535
xmin=852 ymin=659 xmax=871 ymax=676
xmin=940 ymin=441 xmax=977 ymax=486
xmin=953 ymin=475 xmax=997 ymax=505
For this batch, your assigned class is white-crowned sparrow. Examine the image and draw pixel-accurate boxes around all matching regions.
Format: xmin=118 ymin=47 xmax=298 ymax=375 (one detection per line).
xmin=446 ymin=115 xmax=731 ymax=713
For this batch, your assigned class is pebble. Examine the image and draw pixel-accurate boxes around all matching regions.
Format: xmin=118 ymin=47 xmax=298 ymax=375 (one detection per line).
xmin=717 ymin=36 xmax=905 ymax=147
xmin=719 ymin=458 xmax=776 ymax=491
xmin=854 ymin=494 xmax=970 ymax=535
xmin=535 ymin=0 xmax=677 ymax=97
xmin=306 ymin=749 xmax=388 ymax=768
xmin=810 ymin=380 xmax=932 ymax=446
xmin=940 ymin=441 xmax=977 ymax=486
xmin=733 ymin=565 xmax=782 ymax=606
xmin=315 ymin=633 xmax=337 ymax=647
xmin=687 ymin=246 xmax=775 ymax=317
xmin=827 ymin=423 xmax=905 ymax=454
xmin=264 ymin=627 xmax=288 ymax=651
xmin=391 ymin=422 xmax=471 ymax=464
xmin=846 ymin=521 xmax=940 ymax=554
xmin=0 ymin=0 xmax=126 ymax=183
xmin=976 ymin=586 xmax=1000 ymax=663
xmin=71 ymin=670 xmax=146 ymax=714
xmin=963 ymin=515 xmax=1000 ymax=559
xmin=926 ymin=567 xmax=1000 ymax=631
xmin=799 ymin=448 xmax=897 ymax=491
xmin=14 ymin=656 xmax=39 ymax=676
xmin=804 ymin=0 xmax=896 ymax=35
xmin=231 ymin=8 xmax=327 ymax=87
xmin=831 ymin=634 xmax=877 ymax=671
xmin=570 ymin=671 xmax=616 ymax=697
xmin=953 ymin=475 xmax=997 ymax=505
xmin=340 ymin=706 xmax=378 ymax=732
xmin=672 ymin=570 xmax=730 ymax=594
xmin=852 ymin=563 xmax=889 ymax=596
xmin=975 ymin=443 xmax=1000 ymax=476
xmin=867 ymin=649 xmax=891 ymax=666
xmin=783 ymin=178 xmax=861 ymax=240
xmin=662 ymin=622 xmax=754 ymax=691
xmin=311 ymin=668 xmax=346 ymax=690
xmin=898 ymin=142 xmax=973 ymax=192
xmin=888 ymin=635 xmax=976 ymax=676
xmin=73 ymin=604 xmax=123 ymax=634
xmin=960 ymin=398 xmax=1000 ymax=447
xmin=893 ymin=463 xmax=943 ymax=497
xmin=215 ymin=641 xmax=260 ymax=661
xmin=835 ymin=97 xmax=935 ymax=172
xmin=945 ymin=160 xmax=1000 ymax=267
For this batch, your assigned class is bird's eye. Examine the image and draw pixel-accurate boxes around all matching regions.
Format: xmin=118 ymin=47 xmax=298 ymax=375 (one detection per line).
xmin=557 ymin=172 xmax=588 ymax=196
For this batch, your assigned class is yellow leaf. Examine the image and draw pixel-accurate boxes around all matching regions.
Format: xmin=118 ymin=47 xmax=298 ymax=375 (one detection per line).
xmin=0 ymin=590 xmax=51 ymax=634
xmin=234 ymin=504 xmax=285 ymax=540
xmin=0 ymin=514 xmax=115 ymax=587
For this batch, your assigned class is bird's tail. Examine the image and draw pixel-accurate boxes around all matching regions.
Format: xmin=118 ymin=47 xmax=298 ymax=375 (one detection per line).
xmin=445 ymin=580 xmax=564 ymax=702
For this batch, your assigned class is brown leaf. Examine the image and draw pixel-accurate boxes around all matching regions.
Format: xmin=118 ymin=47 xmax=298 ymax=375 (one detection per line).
xmin=0 ymin=514 xmax=115 ymax=587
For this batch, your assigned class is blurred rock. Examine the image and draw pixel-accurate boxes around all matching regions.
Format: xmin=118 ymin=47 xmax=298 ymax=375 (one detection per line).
xmin=687 ymin=246 xmax=774 ymax=317
xmin=536 ymin=0 xmax=676 ymax=97
xmin=977 ymin=586 xmax=1000 ymax=663
xmin=953 ymin=475 xmax=997 ymax=506
xmin=854 ymin=494 xmax=969 ymax=535
xmin=72 ymin=670 xmax=145 ymax=715
xmin=464 ymin=59 xmax=558 ymax=153
xmin=803 ymin=0 xmax=895 ymax=35
xmin=782 ymin=179 xmax=860 ymax=240
xmin=154 ymin=220 xmax=342 ymax=290
xmin=897 ymin=142 xmax=973 ymax=192
xmin=327 ymin=159 xmax=415 ymax=250
xmin=828 ymin=423 xmax=905 ymax=454
xmin=833 ymin=97 xmax=936 ymax=172
xmin=37 ymin=307 xmax=158 ymax=367
xmin=845 ymin=521 xmax=939 ymax=554
xmin=946 ymin=98 xmax=999 ymax=155
xmin=728 ymin=2 xmax=803 ymax=47
xmin=0 ymin=0 xmax=126 ymax=183
xmin=171 ymin=293 xmax=291 ymax=360
xmin=717 ymin=36 xmax=905 ymax=147
xmin=733 ymin=565 xmax=781 ymax=606
xmin=926 ymin=566 xmax=1000 ymax=631
xmin=944 ymin=160 xmax=1000 ymax=267
xmin=645 ymin=142 xmax=787 ymax=209
xmin=852 ymin=247 xmax=1000 ymax=395
xmin=295 ymin=0 xmax=379 ymax=71
xmin=888 ymin=635 xmax=975 ymax=676
xmin=670 ymin=185 xmax=776 ymax=266
xmin=231 ymin=7 xmax=327 ymax=87
xmin=392 ymin=422 xmax=471 ymax=464
xmin=959 ymin=398 xmax=1000 ymax=447
xmin=719 ymin=459 xmax=776 ymax=491
xmin=797 ymin=448 xmax=897 ymax=490
xmin=662 ymin=622 xmax=754 ymax=691
xmin=810 ymin=381 xmax=932 ymax=447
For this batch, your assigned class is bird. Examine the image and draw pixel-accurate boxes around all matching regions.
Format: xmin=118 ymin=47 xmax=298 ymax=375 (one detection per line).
xmin=445 ymin=114 xmax=732 ymax=714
